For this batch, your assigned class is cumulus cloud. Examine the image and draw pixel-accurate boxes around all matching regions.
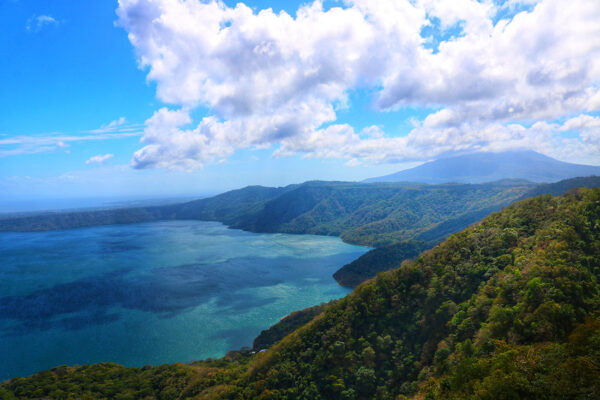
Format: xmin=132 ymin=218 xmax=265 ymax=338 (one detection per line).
xmin=561 ymin=114 xmax=600 ymax=131
xmin=86 ymin=154 xmax=114 ymax=165
xmin=26 ymin=15 xmax=59 ymax=32
xmin=116 ymin=0 xmax=600 ymax=170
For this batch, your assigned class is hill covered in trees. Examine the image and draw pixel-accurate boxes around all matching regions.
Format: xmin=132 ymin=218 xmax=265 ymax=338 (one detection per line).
xmin=2 ymin=187 xmax=599 ymax=399
xmin=333 ymin=241 xmax=427 ymax=287
xmin=0 ymin=180 xmax=533 ymax=247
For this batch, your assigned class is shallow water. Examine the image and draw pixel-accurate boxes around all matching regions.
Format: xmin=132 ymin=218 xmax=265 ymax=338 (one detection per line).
xmin=0 ymin=220 xmax=367 ymax=380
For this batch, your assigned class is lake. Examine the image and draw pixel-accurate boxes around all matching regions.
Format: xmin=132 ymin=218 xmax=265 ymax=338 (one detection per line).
xmin=0 ymin=220 xmax=368 ymax=381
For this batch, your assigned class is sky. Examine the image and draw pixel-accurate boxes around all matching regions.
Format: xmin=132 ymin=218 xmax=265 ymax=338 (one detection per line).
xmin=1 ymin=0 xmax=600 ymax=208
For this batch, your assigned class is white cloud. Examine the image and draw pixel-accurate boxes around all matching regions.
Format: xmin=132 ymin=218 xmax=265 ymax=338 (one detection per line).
xmin=0 ymin=119 xmax=142 ymax=158
xmin=85 ymin=117 xmax=138 ymax=134
xmin=84 ymin=117 xmax=145 ymax=135
xmin=26 ymin=15 xmax=59 ymax=32
xmin=86 ymin=154 xmax=114 ymax=165
xmin=116 ymin=0 xmax=600 ymax=169
xmin=561 ymin=114 xmax=600 ymax=131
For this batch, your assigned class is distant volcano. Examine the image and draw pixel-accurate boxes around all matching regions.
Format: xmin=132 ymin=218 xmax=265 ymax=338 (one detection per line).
xmin=364 ymin=151 xmax=600 ymax=184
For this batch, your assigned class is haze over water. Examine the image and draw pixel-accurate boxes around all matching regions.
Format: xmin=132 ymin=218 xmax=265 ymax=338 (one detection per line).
xmin=0 ymin=220 xmax=367 ymax=381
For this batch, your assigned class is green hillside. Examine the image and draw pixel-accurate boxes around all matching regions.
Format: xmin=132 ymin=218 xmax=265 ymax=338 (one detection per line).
xmin=333 ymin=241 xmax=427 ymax=287
xmin=3 ymin=188 xmax=599 ymax=399
xmin=0 ymin=181 xmax=533 ymax=247
xmin=229 ymin=181 xmax=533 ymax=247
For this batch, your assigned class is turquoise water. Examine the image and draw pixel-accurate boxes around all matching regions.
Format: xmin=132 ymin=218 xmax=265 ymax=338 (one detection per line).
xmin=0 ymin=220 xmax=367 ymax=381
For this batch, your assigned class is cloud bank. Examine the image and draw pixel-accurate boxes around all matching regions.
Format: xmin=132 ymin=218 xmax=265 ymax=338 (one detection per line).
xmin=116 ymin=0 xmax=600 ymax=170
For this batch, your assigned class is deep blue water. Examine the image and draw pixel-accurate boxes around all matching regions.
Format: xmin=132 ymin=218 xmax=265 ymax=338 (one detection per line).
xmin=0 ymin=220 xmax=367 ymax=381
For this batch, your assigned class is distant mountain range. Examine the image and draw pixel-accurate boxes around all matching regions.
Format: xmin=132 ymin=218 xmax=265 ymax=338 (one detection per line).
xmin=364 ymin=150 xmax=600 ymax=184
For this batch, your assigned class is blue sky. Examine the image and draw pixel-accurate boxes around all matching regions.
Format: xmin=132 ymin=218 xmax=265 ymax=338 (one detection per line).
xmin=0 ymin=0 xmax=416 ymax=207
xmin=1 ymin=0 xmax=599 ymax=209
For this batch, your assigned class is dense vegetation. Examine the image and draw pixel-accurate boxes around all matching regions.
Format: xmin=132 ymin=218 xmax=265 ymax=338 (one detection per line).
xmin=0 ymin=356 xmax=251 ymax=400
xmin=227 ymin=181 xmax=534 ymax=247
xmin=518 ymin=175 xmax=600 ymax=199
xmin=333 ymin=241 xmax=427 ymax=287
xmin=3 ymin=188 xmax=599 ymax=399
xmin=0 ymin=181 xmax=533 ymax=247
xmin=253 ymin=302 xmax=332 ymax=350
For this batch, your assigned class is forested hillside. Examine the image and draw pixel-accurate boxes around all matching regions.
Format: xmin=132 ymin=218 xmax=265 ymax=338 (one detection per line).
xmin=227 ymin=181 xmax=531 ymax=247
xmin=0 ymin=181 xmax=533 ymax=247
xmin=3 ymin=188 xmax=599 ymax=399
xmin=333 ymin=241 xmax=427 ymax=287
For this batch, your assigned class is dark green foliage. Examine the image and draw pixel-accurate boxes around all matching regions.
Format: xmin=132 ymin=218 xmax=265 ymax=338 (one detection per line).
xmin=235 ymin=188 xmax=599 ymax=399
xmin=420 ymin=319 xmax=600 ymax=399
xmin=0 ymin=362 xmax=218 ymax=400
xmin=0 ymin=354 xmax=255 ymax=400
xmin=333 ymin=241 xmax=428 ymax=287
xmin=518 ymin=175 xmax=600 ymax=199
xmin=252 ymin=302 xmax=331 ymax=350
xmin=172 ymin=185 xmax=294 ymax=225
xmin=195 ymin=180 xmax=536 ymax=249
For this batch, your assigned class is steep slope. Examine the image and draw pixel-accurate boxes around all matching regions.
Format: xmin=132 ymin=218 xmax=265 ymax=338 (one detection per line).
xmin=365 ymin=151 xmax=600 ymax=184
xmin=252 ymin=302 xmax=332 ymax=351
xmin=230 ymin=181 xmax=533 ymax=246
xmin=3 ymin=188 xmax=599 ymax=399
xmin=226 ymin=188 xmax=600 ymax=399
xmin=333 ymin=240 xmax=427 ymax=287
xmin=336 ymin=176 xmax=600 ymax=285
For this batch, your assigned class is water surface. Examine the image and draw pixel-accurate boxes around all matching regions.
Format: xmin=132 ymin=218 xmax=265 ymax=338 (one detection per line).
xmin=0 ymin=220 xmax=367 ymax=380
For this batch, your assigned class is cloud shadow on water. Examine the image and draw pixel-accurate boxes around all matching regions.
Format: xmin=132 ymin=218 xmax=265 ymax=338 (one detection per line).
xmin=0 ymin=252 xmax=362 ymax=335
